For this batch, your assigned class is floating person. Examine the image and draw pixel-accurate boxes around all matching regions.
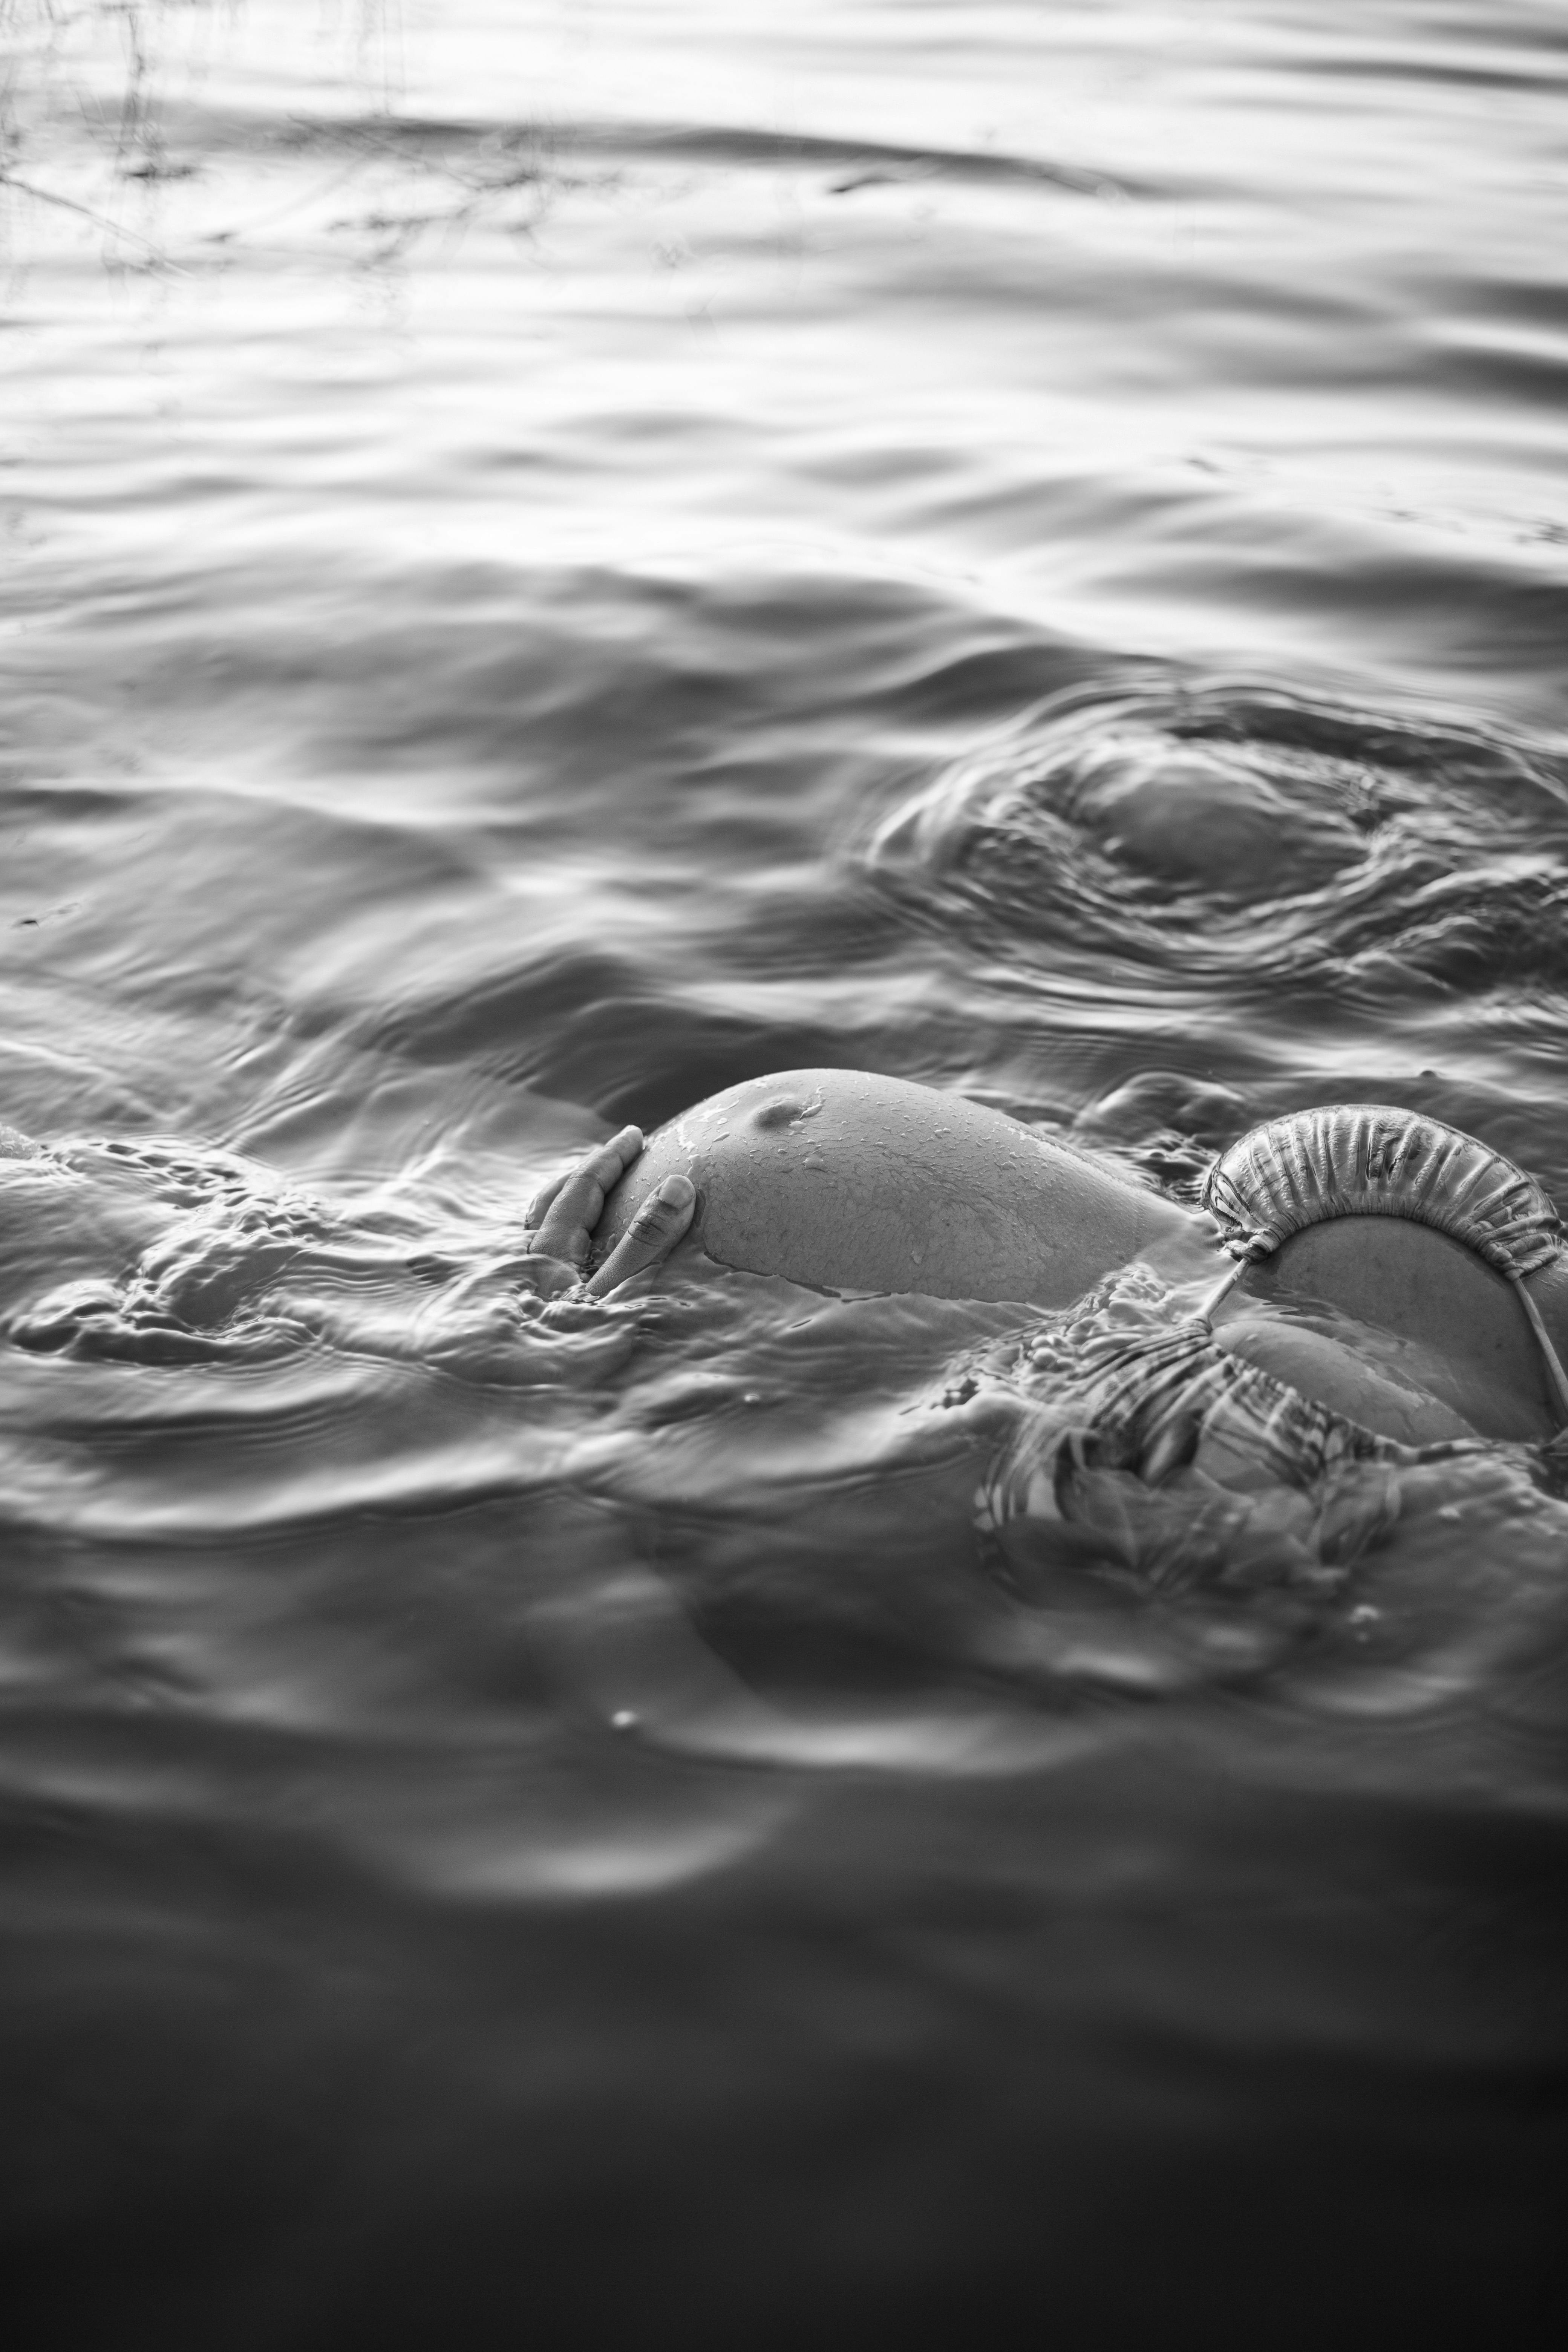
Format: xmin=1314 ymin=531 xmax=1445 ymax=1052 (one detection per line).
xmin=8 ymin=1075 xmax=1562 ymax=1574
xmin=527 ymin=1070 xmax=1568 ymax=1572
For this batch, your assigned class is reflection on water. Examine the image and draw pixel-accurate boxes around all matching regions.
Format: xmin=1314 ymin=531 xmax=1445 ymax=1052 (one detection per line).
xmin=3 ymin=0 xmax=1568 ymax=2339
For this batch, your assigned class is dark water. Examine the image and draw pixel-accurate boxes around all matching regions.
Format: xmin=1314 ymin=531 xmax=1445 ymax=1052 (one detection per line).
xmin=3 ymin=2 xmax=1567 ymax=2339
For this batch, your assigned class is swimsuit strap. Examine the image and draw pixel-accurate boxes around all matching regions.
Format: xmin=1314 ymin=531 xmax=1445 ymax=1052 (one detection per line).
xmin=1202 ymin=1104 xmax=1568 ymax=1430
xmin=1203 ymin=1104 xmax=1562 ymax=1277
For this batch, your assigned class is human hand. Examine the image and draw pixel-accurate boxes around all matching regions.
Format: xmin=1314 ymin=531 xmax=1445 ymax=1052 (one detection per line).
xmin=524 ymin=1124 xmax=696 ymax=1298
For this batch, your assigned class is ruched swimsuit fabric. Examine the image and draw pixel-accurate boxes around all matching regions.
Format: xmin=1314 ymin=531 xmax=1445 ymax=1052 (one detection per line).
xmin=975 ymin=1105 xmax=1568 ymax=1578
xmin=1201 ymin=1104 xmax=1563 ymax=1277
xmin=1200 ymin=1103 xmax=1568 ymax=1424
xmin=972 ymin=1265 xmax=1460 ymax=1582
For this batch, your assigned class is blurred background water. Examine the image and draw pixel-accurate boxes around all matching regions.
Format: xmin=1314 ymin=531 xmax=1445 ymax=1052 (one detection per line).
xmin=2 ymin=1 xmax=1567 ymax=2340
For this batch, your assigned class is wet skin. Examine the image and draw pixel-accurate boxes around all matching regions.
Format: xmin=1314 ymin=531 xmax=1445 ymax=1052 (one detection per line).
xmin=6 ymin=1080 xmax=1556 ymax=1447
xmin=586 ymin=1069 xmax=1566 ymax=1449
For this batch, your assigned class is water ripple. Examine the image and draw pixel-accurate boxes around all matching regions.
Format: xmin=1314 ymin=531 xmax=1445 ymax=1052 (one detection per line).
xmin=866 ymin=679 xmax=1568 ymax=1003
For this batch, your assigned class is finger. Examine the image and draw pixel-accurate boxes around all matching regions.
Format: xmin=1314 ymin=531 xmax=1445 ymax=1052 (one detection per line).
xmin=532 ymin=1124 xmax=643 ymax=1264
xmin=525 ymin=1129 xmax=639 ymax=1231
xmin=523 ymin=1166 xmax=572 ymax=1229
xmin=533 ymin=1124 xmax=643 ymax=1269
xmin=584 ymin=1172 xmax=696 ymax=1297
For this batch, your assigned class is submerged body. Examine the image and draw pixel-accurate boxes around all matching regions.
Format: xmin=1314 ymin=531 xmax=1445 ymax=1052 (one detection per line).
xmin=597 ymin=1069 xmax=1567 ymax=1450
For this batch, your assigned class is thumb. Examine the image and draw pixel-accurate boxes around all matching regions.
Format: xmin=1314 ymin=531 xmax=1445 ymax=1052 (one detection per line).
xmin=583 ymin=1173 xmax=697 ymax=1298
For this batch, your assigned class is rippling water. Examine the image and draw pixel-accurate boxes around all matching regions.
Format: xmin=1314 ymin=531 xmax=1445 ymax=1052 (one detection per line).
xmin=3 ymin=2 xmax=1567 ymax=2339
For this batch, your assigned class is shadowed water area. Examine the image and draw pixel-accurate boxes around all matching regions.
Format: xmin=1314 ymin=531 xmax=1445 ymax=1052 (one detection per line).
xmin=2 ymin=1 xmax=1567 ymax=2340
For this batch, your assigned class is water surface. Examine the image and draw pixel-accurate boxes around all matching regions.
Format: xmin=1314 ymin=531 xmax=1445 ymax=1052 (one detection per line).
xmin=3 ymin=2 xmax=1567 ymax=2339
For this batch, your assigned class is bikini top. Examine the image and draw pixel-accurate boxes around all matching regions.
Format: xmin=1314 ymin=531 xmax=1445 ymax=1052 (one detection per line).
xmin=1198 ymin=1104 xmax=1568 ymax=1426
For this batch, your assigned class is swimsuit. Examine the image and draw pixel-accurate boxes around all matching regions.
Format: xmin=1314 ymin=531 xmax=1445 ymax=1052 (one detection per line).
xmin=972 ymin=1259 xmax=1439 ymax=1580
xmin=1200 ymin=1104 xmax=1568 ymax=1419
xmin=975 ymin=1106 xmax=1567 ymax=1576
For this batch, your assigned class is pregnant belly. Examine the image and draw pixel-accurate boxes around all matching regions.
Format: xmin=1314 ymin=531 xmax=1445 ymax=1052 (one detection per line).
xmin=594 ymin=1068 xmax=1218 ymax=1306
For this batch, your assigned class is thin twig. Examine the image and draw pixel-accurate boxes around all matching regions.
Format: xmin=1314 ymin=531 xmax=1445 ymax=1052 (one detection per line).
xmin=0 ymin=166 xmax=184 ymax=266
